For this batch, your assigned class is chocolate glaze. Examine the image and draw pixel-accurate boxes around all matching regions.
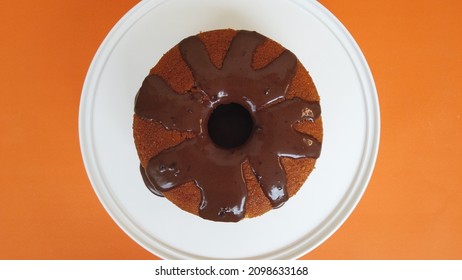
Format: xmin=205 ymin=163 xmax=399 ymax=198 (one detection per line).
xmin=135 ymin=30 xmax=321 ymax=222
xmin=140 ymin=164 xmax=164 ymax=197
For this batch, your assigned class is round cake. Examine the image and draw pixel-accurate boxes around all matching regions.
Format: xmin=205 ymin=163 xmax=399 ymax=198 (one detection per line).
xmin=133 ymin=29 xmax=323 ymax=222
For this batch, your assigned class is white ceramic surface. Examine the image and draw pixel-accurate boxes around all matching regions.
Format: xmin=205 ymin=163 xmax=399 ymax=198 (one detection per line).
xmin=79 ymin=0 xmax=379 ymax=259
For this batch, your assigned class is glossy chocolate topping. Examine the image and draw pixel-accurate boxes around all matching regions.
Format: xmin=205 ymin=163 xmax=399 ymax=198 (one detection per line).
xmin=135 ymin=30 xmax=321 ymax=222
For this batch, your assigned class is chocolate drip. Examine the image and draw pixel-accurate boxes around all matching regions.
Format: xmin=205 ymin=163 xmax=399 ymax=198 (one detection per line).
xmin=135 ymin=75 xmax=209 ymax=133
xmin=140 ymin=164 xmax=164 ymax=197
xmin=179 ymin=31 xmax=297 ymax=109
xmin=250 ymin=99 xmax=321 ymax=208
xmin=146 ymin=138 xmax=248 ymax=222
xmin=135 ymin=30 xmax=322 ymax=222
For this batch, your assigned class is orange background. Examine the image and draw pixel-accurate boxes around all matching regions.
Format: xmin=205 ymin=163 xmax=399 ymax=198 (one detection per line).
xmin=1 ymin=0 xmax=461 ymax=259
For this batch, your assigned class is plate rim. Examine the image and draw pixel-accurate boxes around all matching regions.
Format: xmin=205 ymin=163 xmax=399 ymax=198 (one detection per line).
xmin=79 ymin=0 xmax=380 ymax=259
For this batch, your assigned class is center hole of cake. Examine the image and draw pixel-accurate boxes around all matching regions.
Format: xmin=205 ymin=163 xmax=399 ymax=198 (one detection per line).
xmin=207 ymin=103 xmax=254 ymax=149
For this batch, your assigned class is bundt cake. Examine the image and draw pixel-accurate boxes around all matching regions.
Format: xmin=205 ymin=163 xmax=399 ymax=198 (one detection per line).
xmin=133 ymin=29 xmax=323 ymax=222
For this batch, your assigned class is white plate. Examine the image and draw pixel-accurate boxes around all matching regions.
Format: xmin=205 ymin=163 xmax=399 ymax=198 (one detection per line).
xmin=79 ymin=0 xmax=379 ymax=259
